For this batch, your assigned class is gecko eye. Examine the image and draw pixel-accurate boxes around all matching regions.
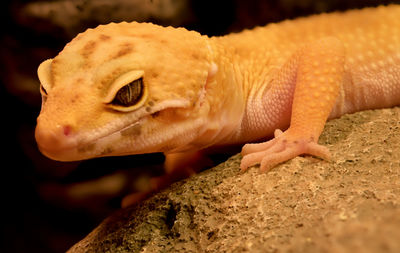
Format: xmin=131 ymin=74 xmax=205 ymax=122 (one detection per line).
xmin=37 ymin=59 xmax=53 ymax=104
xmin=40 ymin=84 xmax=48 ymax=96
xmin=39 ymin=84 xmax=48 ymax=104
xmin=105 ymin=70 xmax=148 ymax=112
xmin=111 ymin=78 xmax=143 ymax=107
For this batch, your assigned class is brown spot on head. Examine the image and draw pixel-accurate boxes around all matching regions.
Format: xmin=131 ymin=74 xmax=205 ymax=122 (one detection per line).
xmin=50 ymin=58 xmax=60 ymax=84
xmin=75 ymin=78 xmax=83 ymax=84
xmin=192 ymin=53 xmax=199 ymax=60
xmin=81 ymin=40 xmax=97 ymax=59
xmin=100 ymin=147 xmax=113 ymax=156
xmin=150 ymin=72 xmax=159 ymax=78
xmin=99 ymin=34 xmax=111 ymax=41
xmin=121 ymin=123 xmax=141 ymax=136
xmin=77 ymin=143 xmax=96 ymax=153
xmin=111 ymin=43 xmax=135 ymax=59
xmin=70 ymin=94 xmax=80 ymax=104
xmin=139 ymin=33 xmax=153 ymax=39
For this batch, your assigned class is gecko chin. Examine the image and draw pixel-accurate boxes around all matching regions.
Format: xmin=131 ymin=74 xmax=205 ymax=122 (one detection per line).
xmin=37 ymin=144 xmax=81 ymax=162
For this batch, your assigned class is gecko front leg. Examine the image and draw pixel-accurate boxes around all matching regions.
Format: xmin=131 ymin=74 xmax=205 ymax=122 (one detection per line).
xmin=241 ymin=37 xmax=345 ymax=172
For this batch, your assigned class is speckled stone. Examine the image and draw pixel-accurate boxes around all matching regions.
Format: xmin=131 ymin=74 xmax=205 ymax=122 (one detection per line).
xmin=68 ymin=107 xmax=400 ymax=253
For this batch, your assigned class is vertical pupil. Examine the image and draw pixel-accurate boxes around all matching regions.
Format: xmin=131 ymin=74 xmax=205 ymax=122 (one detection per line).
xmin=113 ymin=78 xmax=143 ymax=106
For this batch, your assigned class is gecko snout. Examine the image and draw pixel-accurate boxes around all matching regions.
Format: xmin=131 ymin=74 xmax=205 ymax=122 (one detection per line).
xmin=35 ymin=120 xmax=77 ymax=160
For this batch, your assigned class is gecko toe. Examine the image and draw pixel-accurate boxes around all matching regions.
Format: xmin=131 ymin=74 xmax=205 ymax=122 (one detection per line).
xmin=241 ymin=129 xmax=285 ymax=156
xmin=241 ymin=138 xmax=277 ymax=156
xmin=240 ymin=142 xmax=285 ymax=171
xmin=305 ymin=142 xmax=332 ymax=161
xmin=240 ymin=151 xmax=267 ymax=171
xmin=259 ymin=148 xmax=298 ymax=172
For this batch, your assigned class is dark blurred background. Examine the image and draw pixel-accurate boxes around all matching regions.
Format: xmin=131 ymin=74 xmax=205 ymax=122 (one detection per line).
xmin=1 ymin=0 xmax=399 ymax=252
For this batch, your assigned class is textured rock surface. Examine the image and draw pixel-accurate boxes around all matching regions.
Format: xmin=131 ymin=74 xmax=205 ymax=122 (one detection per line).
xmin=68 ymin=107 xmax=400 ymax=253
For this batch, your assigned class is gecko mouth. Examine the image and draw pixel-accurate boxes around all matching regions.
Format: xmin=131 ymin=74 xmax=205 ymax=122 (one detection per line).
xmin=37 ymin=117 xmax=147 ymax=162
xmin=38 ymin=99 xmax=192 ymax=162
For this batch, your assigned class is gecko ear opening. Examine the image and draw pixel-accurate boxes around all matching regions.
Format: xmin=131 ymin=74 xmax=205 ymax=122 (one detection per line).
xmin=104 ymin=70 xmax=148 ymax=112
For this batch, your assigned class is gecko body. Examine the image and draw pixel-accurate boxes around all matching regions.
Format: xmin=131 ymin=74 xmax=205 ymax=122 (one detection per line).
xmin=36 ymin=5 xmax=400 ymax=181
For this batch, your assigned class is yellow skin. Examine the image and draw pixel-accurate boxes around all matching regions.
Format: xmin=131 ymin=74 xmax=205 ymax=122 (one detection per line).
xmin=36 ymin=6 xmax=400 ymax=184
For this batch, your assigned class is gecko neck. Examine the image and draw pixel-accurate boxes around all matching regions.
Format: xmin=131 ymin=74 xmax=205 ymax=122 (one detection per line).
xmin=209 ymin=33 xmax=287 ymax=143
xmin=194 ymin=38 xmax=248 ymax=146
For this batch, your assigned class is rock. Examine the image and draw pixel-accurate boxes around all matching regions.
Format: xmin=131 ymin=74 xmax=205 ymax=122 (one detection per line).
xmin=68 ymin=107 xmax=400 ymax=253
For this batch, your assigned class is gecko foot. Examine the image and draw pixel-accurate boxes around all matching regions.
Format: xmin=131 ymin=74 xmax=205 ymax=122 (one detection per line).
xmin=240 ymin=129 xmax=331 ymax=172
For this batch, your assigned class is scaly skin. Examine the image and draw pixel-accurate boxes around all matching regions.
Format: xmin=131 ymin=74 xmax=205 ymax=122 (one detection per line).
xmin=36 ymin=6 xmax=400 ymax=188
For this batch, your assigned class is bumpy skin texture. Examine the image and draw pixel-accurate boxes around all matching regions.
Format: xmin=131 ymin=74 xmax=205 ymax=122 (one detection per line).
xmin=36 ymin=5 xmax=400 ymax=175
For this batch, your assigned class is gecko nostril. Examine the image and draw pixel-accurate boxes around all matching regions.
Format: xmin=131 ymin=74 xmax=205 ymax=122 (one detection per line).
xmin=63 ymin=125 xmax=72 ymax=136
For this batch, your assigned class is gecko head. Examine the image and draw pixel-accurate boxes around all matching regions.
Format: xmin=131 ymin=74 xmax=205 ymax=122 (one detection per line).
xmin=35 ymin=22 xmax=216 ymax=161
